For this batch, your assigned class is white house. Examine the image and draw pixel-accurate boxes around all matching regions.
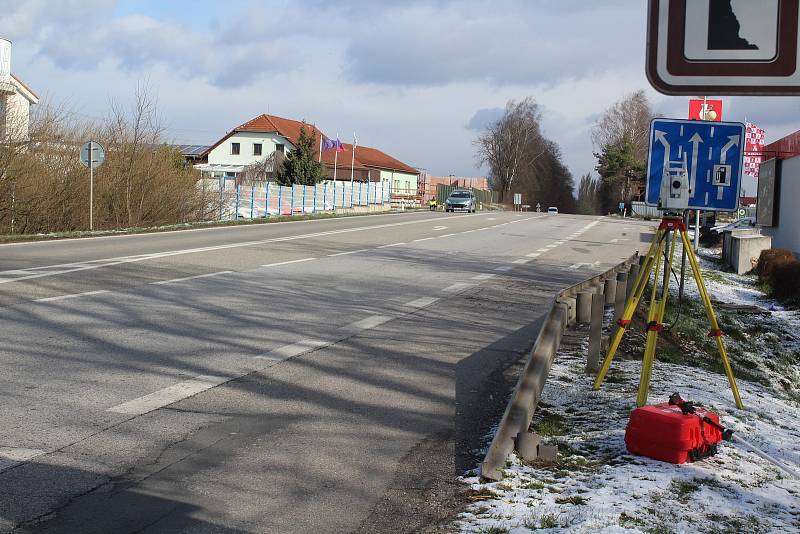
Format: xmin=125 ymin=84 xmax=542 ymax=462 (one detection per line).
xmin=0 ymin=39 xmax=39 ymax=143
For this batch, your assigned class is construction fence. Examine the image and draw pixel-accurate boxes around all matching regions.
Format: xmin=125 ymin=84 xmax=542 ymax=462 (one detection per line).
xmin=203 ymin=179 xmax=392 ymax=220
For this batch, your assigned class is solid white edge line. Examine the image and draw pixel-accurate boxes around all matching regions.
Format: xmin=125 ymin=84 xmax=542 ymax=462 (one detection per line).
xmin=151 ymin=270 xmax=233 ymax=285
xmin=35 ymin=290 xmax=111 ymax=303
xmin=261 ymin=257 xmax=316 ymax=267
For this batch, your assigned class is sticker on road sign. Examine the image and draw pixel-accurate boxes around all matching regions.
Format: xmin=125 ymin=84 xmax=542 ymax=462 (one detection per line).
xmin=645 ymin=118 xmax=745 ymax=212
xmin=647 ymin=0 xmax=800 ymax=95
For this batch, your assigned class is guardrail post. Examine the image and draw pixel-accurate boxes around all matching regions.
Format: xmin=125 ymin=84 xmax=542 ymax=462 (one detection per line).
xmin=603 ymin=278 xmax=617 ymax=306
xmin=587 ymin=287 xmax=604 ymax=374
xmin=627 ymin=263 xmax=640 ymax=297
xmin=576 ymin=291 xmax=592 ymax=324
xmin=614 ymin=272 xmax=628 ymax=324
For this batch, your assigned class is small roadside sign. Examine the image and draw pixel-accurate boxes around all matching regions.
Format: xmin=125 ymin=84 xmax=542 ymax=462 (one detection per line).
xmin=645 ymin=118 xmax=745 ymax=212
xmin=619 ymin=202 xmax=625 ymax=211
xmin=80 ymin=141 xmax=105 ymax=168
xmin=647 ymin=0 xmax=800 ymax=95
xmin=513 ymin=193 xmax=522 ymax=205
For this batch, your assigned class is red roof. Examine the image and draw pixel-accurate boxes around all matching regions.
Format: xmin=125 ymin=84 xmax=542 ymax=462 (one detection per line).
xmin=740 ymin=196 xmax=757 ymax=206
xmin=203 ymin=114 xmax=418 ymax=175
xmin=764 ymin=130 xmax=800 ymax=160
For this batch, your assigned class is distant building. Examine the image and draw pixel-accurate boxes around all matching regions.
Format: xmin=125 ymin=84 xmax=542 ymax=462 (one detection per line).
xmin=0 ymin=39 xmax=39 ymax=143
xmin=191 ymin=114 xmax=419 ymax=200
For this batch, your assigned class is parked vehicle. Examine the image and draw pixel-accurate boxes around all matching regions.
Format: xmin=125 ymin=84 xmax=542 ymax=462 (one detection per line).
xmin=547 ymin=206 xmax=559 ymax=215
xmin=445 ymin=190 xmax=476 ymax=213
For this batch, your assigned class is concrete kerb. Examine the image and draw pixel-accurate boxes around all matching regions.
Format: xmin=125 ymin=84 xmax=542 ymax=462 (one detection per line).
xmin=479 ymin=253 xmax=640 ymax=481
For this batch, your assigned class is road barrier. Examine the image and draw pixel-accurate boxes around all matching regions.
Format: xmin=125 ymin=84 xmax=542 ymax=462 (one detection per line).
xmin=479 ymin=253 xmax=641 ymax=481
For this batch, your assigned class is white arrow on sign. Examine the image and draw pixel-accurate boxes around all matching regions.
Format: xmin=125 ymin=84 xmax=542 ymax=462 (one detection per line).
xmin=655 ymin=131 xmax=671 ymax=173
xmin=689 ymin=133 xmax=703 ymax=194
xmin=720 ymin=135 xmax=739 ymax=165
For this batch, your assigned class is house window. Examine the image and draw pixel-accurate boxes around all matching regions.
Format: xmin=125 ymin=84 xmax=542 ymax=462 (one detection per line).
xmin=253 ymin=143 xmax=262 ymax=156
xmin=231 ymin=142 xmax=240 ymax=155
xmin=275 ymin=143 xmax=285 ymax=154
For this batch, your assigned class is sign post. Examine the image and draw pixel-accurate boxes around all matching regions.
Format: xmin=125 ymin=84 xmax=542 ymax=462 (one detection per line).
xmin=80 ymin=141 xmax=106 ymax=231
xmin=513 ymin=193 xmax=522 ymax=211
xmin=647 ymin=0 xmax=800 ymax=95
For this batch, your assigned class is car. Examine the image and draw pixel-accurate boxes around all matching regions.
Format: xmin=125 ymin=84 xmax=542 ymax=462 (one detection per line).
xmin=445 ymin=190 xmax=476 ymax=213
xmin=547 ymin=206 xmax=558 ymax=215
xmin=711 ymin=217 xmax=755 ymax=233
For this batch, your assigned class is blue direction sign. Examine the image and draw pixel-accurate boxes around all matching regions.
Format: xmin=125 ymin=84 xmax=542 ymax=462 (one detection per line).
xmin=645 ymin=118 xmax=745 ymax=212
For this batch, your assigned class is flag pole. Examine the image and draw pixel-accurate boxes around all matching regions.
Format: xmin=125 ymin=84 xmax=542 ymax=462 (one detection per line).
xmin=333 ymin=132 xmax=339 ymax=210
xmin=350 ymin=132 xmax=356 ymax=208
xmin=318 ymin=129 xmax=323 ymax=163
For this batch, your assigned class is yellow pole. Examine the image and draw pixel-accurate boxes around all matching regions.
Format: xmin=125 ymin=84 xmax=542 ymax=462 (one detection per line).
xmin=593 ymin=229 xmax=663 ymax=390
xmin=637 ymin=229 xmax=679 ymax=406
xmin=680 ymin=229 xmax=744 ymax=409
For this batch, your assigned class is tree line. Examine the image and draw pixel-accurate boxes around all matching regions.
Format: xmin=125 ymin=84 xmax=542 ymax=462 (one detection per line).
xmin=474 ymin=91 xmax=655 ymax=216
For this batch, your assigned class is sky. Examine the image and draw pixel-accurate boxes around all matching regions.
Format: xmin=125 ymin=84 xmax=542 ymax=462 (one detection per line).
xmin=2 ymin=0 xmax=799 ymax=195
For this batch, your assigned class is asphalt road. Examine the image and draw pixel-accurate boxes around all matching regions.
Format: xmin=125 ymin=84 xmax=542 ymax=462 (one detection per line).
xmin=0 ymin=210 xmax=652 ymax=533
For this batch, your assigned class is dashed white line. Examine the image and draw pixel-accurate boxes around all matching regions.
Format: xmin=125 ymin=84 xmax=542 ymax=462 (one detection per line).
xmin=495 ymin=266 xmax=513 ymax=272
xmin=107 ymin=375 xmax=230 ymax=415
xmin=255 ymin=339 xmax=329 ymax=361
xmin=526 ymin=253 xmax=541 ymax=258
xmin=343 ymin=315 xmax=393 ymax=332
xmin=378 ymin=242 xmax=406 ymax=248
xmin=512 ymin=258 xmax=531 ymax=264
xmin=261 ymin=257 xmax=316 ymax=267
xmin=442 ymin=282 xmax=473 ymax=293
xmin=35 ymin=290 xmax=111 ymax=303
xmin=413 ymin=237 xmax=435 ymax=242
xmin=545 ymin=244 xmax=558 ymax=249
xmin=536 ymin=248 xmax=549 ymax=253
xmin=439 ymin=234 xmax=456 ymax=238
xmin=405 ymin=297 xmax=440 ymax=308
xmin=328 ymin=249 xmax=370 ymax=257
xmin=151 ymin=271 xmax=232 ymax=285
xmin=472 ymin=273 xmax=497 ymax=281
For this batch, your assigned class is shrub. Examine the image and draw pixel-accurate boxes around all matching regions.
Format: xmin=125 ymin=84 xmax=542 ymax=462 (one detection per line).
xmin=756 ymin=248 xmax=795 ymax=280
xmin=769 ymin=259 xmax=800 ymax=300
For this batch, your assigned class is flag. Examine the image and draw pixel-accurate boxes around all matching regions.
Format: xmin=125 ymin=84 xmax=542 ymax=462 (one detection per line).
xmin=321 ymin=136 xmax=337 ymax=151
xmin=334 ymin=138 xmax=346 ymax=153
xmin=744 ymin=122 xmax=766 ymax=178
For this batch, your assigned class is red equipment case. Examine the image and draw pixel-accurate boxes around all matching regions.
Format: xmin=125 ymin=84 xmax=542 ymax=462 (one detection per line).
xmin=625 ymin=402 xmax=723 ymax=464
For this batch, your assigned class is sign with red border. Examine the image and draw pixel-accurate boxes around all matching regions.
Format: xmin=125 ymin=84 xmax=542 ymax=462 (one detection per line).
xmin=647 ymin=0 xmax=800 ymax=95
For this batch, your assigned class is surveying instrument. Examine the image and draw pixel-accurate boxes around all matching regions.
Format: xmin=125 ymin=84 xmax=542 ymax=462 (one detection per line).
xmin=592 ymin=119 xmax=745 ymax=410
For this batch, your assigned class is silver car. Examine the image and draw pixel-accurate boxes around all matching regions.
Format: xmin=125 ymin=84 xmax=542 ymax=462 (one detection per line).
xmin=445 ymin=190 xmax=476 ymax=213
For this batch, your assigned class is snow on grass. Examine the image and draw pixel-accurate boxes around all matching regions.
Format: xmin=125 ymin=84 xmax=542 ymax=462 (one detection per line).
xmin=455 ymin=249 xmax=800 ymax=534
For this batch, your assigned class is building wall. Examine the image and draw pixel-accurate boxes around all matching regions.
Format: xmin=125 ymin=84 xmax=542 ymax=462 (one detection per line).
xmin=384 ymin=170 xmax=418 ymax=196
xmin=763 ymin=155 xmax=800 ymax=256
xmin=207 ymin=132 xmax=293 ymax=166
xmin=1 ymin=90 xmax=31 ymax=142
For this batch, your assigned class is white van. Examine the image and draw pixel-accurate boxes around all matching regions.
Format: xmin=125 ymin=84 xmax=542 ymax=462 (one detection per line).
xmin=547 ymin=206 xmax=558 ymax=215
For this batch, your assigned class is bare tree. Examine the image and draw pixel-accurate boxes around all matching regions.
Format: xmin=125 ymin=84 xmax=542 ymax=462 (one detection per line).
xmin=475 ymin=98 xmax=547 ymax=201
xmin=590 ymin=90 xmax=654 ymax=163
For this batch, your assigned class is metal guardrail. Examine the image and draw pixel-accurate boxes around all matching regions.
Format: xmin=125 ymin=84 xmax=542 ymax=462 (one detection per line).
xmin=479 ymin=253 xmax=640 ymax=481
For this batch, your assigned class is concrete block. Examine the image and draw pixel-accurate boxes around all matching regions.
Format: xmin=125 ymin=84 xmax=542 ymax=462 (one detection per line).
xmin=614 ymin=272 xmax=628 ymax=324
xmin=537 ymin=444 xmax=558 ymax=463
xmin=515 ymin=432 xmax=541 ymax=462
xmin=603 ymin=278 xmax=617 ymax=306
xmin=627 ymin=264 xmax=640 ymax=297
xmin=561 ymin=297 xmax=576 ymax=326
xmin=576 ymin=291 xmax=592 ymax=324
xmin=586 ymin=291 xmax=604 ymax=374
xmin=731 ymin=234 xmax=772 ymax=275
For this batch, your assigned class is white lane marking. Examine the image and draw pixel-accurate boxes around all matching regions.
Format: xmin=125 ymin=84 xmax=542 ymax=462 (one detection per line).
xmin=413 ymin=237 xmax=435 ymax=242
xmin=545 ymin=244 xmax=558 ymax=249
xmin=512 ymin=258 xmax=531 ymax=264
xmin=488 ymin=218 xmax=497 ymax=221
xmin=343 ymin=315 xmax=393 ymax=332
xmin=0 ymin=214 xmax=481 ymax=284
xmin=378 ymin=242 xmax=405 ymax=248
xmin=255 ymin=339 xmax=328 ymax=361
xmin=610 ymin=238 xmax=629 ymax=243
xmin=472 ymin=273 xmax=497 ymax=281
xmin=554 ymin=241 xmax=566 ymax=245
xmin=526 ymin=253 xmax=541 ymax=258
xmin=432 ymin=226 xmax=448 ymax=231
xmin=439 ymin=233 xmax=456 ymax=238
xmin=443 ymin=282 xmax=473 ymax=293
xmin=569 ymin=261 xmax=600 ymax=270
xmin=150 ymin=270 xmax=232 ymax=285
xmin=107 ymin=375 xmax=229 ymax=415
xmin=0 ymin=448 xmax=46 ymax=471
xmin=35 ymin=290 xmax=111 ymax=303
xmin=460 ymin=230 xmax=475 ymax=234
xmin=261 ymin=257 xmax=316 ymax=268
xmin=495 ymin=266 xmax=513 ymax=272
xmin=405 ymin=297 xmax=440 ymax=308
xmin=328 ymin=249 xmax=370 ymax=257
xmin=536 ymin=248 xmax=549 ymax=253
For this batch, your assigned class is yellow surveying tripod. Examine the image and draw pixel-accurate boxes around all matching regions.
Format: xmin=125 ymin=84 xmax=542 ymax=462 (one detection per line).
xmin=592 ymin=217 xmax=744 ymax=409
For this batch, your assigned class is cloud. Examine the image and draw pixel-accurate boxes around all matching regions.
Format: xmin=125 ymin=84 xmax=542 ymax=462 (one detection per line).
xmin=466 ymin=107 xmax=504 ymax=131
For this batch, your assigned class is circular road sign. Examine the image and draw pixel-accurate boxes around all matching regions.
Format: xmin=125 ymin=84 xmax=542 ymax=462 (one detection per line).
xmin=80 ymin=141 xmax=106 ymax=169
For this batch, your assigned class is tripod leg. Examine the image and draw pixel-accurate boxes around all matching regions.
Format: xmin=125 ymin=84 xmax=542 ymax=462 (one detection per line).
xmin=680 ymin=230 xmax=744 ymax=409
xmin=637 ymin=229 xmax=679 ymax=406
xmin=593 ymin=229 xmax=663 ymax=390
